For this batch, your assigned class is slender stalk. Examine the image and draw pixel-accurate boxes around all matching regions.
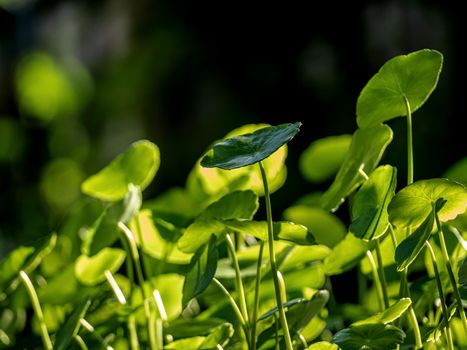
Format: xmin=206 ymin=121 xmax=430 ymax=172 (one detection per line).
xmin=408 ymin=306 xmax=423 ymax=349
xmin=128 ymin=314 xmax=140 ymax=350
xmin=366 ymin=251 xmax=384 ymax=311
xmin=119 ymin=222 xmax=157 ymax=350
xmin=375 ymin=240 xmax=389 ymax=309
xmin=434 ymin=213 xmax=467 ymax=332
xmin=212 ymin=278 xmax=250 ymax=345
xmin=258 ymin=161 xmax=293 ymax=350
xmin=19 ymin=271 xmax=53 ymax=350
xmin=426 ymin=241 xmax=454 ymax=350
xmin=225 ymin=234 xmax=249 ymax=323
xmin=403 ymin=96 xmax=414 ymax=185
xmin=250 ymin=241 xmax=264 ymax=350
xmin=74 ymin=335 xmax=89 ymax=350
xmin=105 ymin=270 xmax=127 ymax=304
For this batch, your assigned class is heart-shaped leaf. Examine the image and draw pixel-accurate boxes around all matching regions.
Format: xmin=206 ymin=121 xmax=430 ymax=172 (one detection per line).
xmin=182 ymin=235 xmax=218 ymax=307
xmin=350 ymin=165 xmax=397 ymax=241
xmin=54 ymin=299 xmax=91 ymax=350
xmin=201 ymin=122 xmax=301 ymax=170
xmin=82 ymin=140 xmax=160 ymax=201
xmin=352 ymin=298 xmax=412 ymax=326
xmin=178 ymin=191 xmax=259 ymax=253
xmin=223 ymin=220 xmax=315 ymax=245
xmin=324 ymin=234 xmax=373 ymax=275
xmin=321 ymin=124 xmax=393 ymax=212
xmin=394 ymin=199 xmax=445 ymax=271
xmin=332 ymin=323 xmax=406 ymax=350
xmin=75 ymin=247 xmax=126 ymax=285
xmin=299 ymin=134 xmax=352 ymax=183
xmin=283 ymin=205 xmax=346 ymax=247
xmin=356 ymin=49 xmax=443 ymax=128
xmin=388 ymin=178 xmax=467 ymax=229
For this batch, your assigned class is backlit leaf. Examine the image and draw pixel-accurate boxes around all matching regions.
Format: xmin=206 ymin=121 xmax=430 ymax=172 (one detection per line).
xmin=352 ymin=298 xmax=412 ymax=326
xmin=199 ymin=323 xmax=234 ymax=349
xmin=321 ymin=125 xmax=393 ymax=212
xmin=324 ymin=234 xmax=373 ymax=275
xmin=444 ymin=156 xmax=467 ymax=186
xmin=75 ymin=248 xmax=126 ymax=285
xmin=357 ymin=49 xmax=443 ymax=128
xmin=332 ymin=323 xmax=405 ymax=350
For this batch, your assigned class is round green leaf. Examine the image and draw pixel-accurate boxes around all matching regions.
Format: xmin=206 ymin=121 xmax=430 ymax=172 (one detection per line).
xmin=321 ymin=124 xmax=393 ymax=212
xmin=388 ymin=178 xmax=467 ymax=228
xmin=352 ymin=298 xmax=412 ymax=326
xmin=332 ymin=324 xmax=406 ymax=350
xmin=357 ymin=49 xmax=443 ymax=128
xmin=324 ymin=234 xmax=373 ymax=275
xmin=350 ymin=165 xmax=397 ymax=241
xmin=82 ymin=140 xmax=160 ymax=201
xmin=283 ymin=205 xmax=346 ymax=247
xmin=75 ymin=247 xmax=126 ymax=285
xmin=201 ymin=122 xmax=301 ymax=170
xmin=299 ymin=134 xmax=352 ymax=183
xmin=308 ymin=342 xmax=339 ymax=350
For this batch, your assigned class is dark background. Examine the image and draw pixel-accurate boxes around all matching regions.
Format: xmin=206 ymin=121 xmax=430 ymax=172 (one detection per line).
xmin=0 ymin=1 xmax=465 ymax=252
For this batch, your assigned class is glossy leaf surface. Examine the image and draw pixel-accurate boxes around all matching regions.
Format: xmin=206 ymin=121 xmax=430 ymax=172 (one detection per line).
xmin=332 ymin=323 xmax=405 ymax=350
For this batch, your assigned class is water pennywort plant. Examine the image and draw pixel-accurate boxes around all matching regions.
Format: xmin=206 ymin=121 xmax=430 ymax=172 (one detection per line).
xmin=0 ymin=49 xmax=466 ymax=350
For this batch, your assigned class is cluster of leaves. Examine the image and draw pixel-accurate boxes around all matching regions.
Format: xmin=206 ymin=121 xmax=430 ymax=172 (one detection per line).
xmin=1 ymin=49 xmax=466 ymax=350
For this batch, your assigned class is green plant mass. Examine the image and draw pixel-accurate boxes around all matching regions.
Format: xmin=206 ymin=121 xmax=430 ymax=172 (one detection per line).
xmin=2 ymin=49 xmax=467 ymax=350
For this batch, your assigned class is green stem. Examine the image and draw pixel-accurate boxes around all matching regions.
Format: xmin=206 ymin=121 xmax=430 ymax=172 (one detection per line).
xmin=403 ymin=96 xmax=414 ymax=185
xmin=366 ymin=251 xmax=384 ymax=312
xmin=408 ymin=306 xmax=423 ymax=349
xmin=434 ymin=213 xmax=467 ymax=332
xmin=119 ymin=222 xmax=158 ymax=350
xmin=375 ymin=240 xmax=389 ymax=309
xmin=250 ymin=241 xmax=264 ymax=350
xmin=74 ymin=335 xmax=89 ymax=350
xmin=226 ymin=234 xmax=249 ymax=324
xmin=19 ymin=271 xmax=53 ymax=350
xmin=426 ymin=241 xmax=454 ymax=350
xmin=128 ymin=314 xmax=140 ymax=350
xmin=105 ymin=270 xmax=127 ymax=304
xmin=259 ymin=161 xmax=293 ymax=350
xmin=212 ymin=278 xmax=250 ymax=345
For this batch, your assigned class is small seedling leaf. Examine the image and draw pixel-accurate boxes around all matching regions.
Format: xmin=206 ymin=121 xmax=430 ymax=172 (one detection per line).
xmin=75 ymin=248 xmax=126 ymax=285
xmin=352 ymin=298 xmax=412 ymax=326
xmin=82 ymin=140 xmax=160 ymax=201
xmin=350 ymin=165 xmax=397 ymax=240
xmin=182 ymin=235 xmax=218 ymax=307
xmin=53 ymin=299 xmax=91 ymax=350
xmin=299 ymin=134 xmax=352 ymax=183
xmin=332 ymin=323 xmax=406 ymax=350
xmin=357 ymin=49 xmax=443 ymax=128
xmin=388 ymin=178 xmax=467 ymax=229
xmin=201 ymin=122 xmax=301 ymax=170
xmin=321 ymin=124 xmax=393 ymax=212
xmin=324 ymin=234 xmax=373 ymax=275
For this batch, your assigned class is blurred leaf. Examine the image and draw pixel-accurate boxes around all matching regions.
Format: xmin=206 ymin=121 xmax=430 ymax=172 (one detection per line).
xmin=119 ymin=184 xmax=142 ymax=224
xmin=460 ymin=259 xmax=467 ymax=290
xmin=321 ymin=125 xmax=393 ymax=212
xmin=164 ymin=337 xmax=205 ymax=349
xmin=165 ymin=318 xmax=228 ymax=339
xmin=352 ymin=298 xmax=412 ymax=326
xmin=350 ymin=165 xmax=397 ymax=240
xmin=201 ymin=122 xmax=301 ymax=170
xmin=75 ymin=248 xmax=126 ymax=286
xmin=332 ymin=323 xmax=405 ymax=350
xmin=0 ymin=117 xmax=26 ymax=163
xmin=388 ymin=178 xmax=467 ymax=229
xmin=82 ymin=140 xmax=160 ymax=201
xmin=356 ymin=49 xmax=443 ymax=128
xmin=54 ymin=299 xmax=91 ymax=350
xmin=444 ymin=157 xmax=467 ymax=186
xmin=182 ymin=235 xmax=218 ymax=307
xmin=199 ymin=323 xmax=234 ymax=349
xmin=283 ymin=205 xmax=345 ymax=247
xmin=152 ymin=274 xmax=184 ymax=321
xmin=0 ymin=247 xmax=35 ymax=291
xmin=223 ymin=220 xmax=315 ymax=245
xmin=324 ymin=234 xmax=373 ymax=275
xmin=280 ymin=245 xmax=331 ymax=271
xmin=178 ymin=191 xmax=258 ymax=253
xmin=299 ymin=134 xmax=352 ymax=183
xmin=307 ymin=342 xmax=339 ymax=350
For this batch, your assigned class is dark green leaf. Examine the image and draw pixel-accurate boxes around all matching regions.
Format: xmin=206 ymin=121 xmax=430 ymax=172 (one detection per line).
xmin=356 ymin=49 xmax=443 ymax=128
xmin=54 ymin=299 xmax=91 ymax=350
xmin=300 ymin=134 xmax=352 ymax=183
xmin=324 ymin=234 xmax=373 ymax=275
xmin=75 ymin=248 xmax=126 ymax=285
xmin=82 ymin=140 xmax=160 ymax=201
xmin=283 ymin=205 xmax=346 ymax=247
xmin=352 ymin=298 xmax=412 ymax=326
xmin=332 ymin=323 xmax=405 ymax=350
xmin=321 ymin=125 xmax=393 ymax=212
xmin=165 ymin=318 xmax=228 ymax=339
xmin=350 ymin=165 xmax=397 ymax=240
xmin=182 ymin=235 xmax=218 ymax=307
xmin=388 ymin=178 xmax=467 ymax=229
xmin=0 ymin=246 xmax=35 ymax=291
xmin=201 ymin=122 xmax=301 ymax=170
